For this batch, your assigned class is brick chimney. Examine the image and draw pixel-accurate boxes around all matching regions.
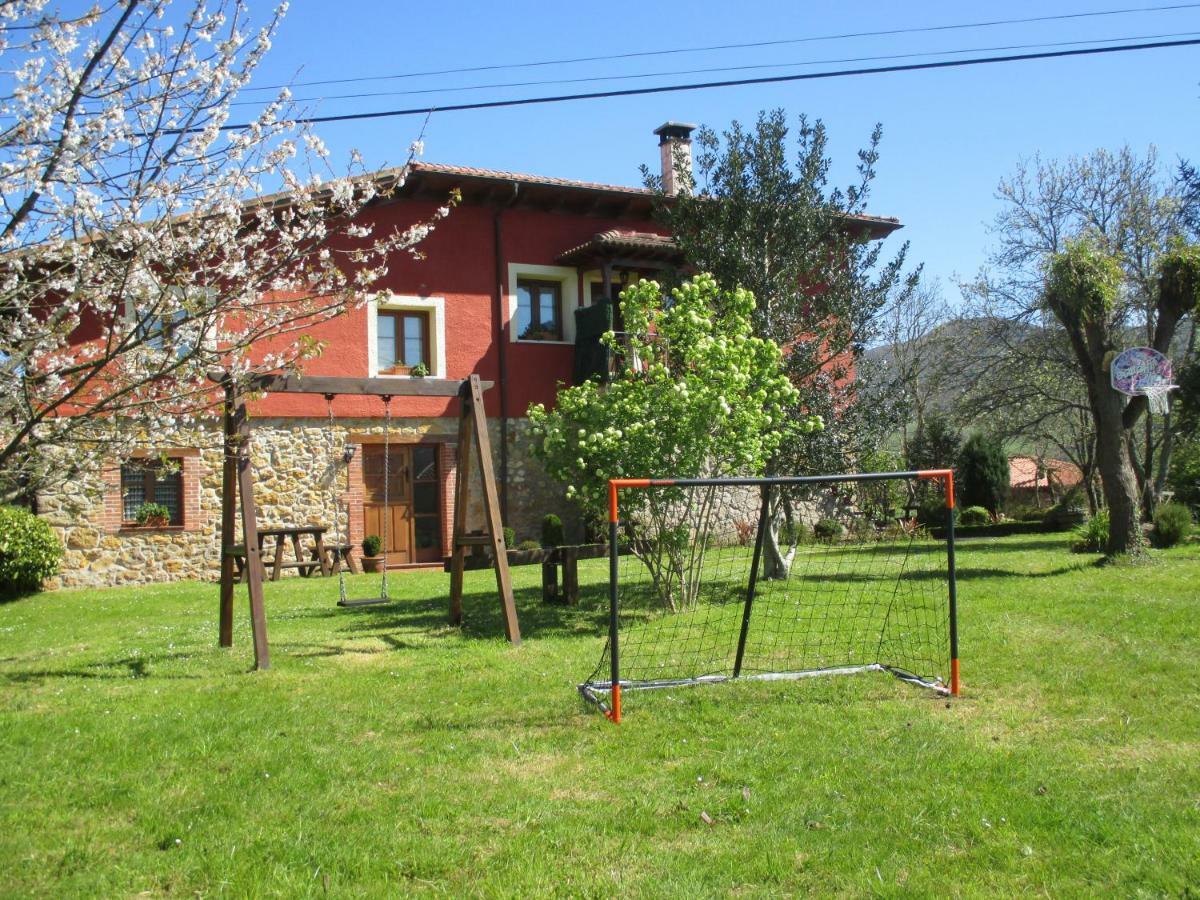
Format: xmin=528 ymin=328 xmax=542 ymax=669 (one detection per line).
xmin=654 ymin=121 xmax=696 ymax=195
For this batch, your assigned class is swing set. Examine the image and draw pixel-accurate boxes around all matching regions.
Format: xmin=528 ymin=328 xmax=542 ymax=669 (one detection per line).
xmin=214 ymin=371 xmax=520 ymax=670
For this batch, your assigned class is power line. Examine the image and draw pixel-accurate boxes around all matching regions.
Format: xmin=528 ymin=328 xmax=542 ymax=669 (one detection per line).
xmin=238 ymin=2 xmax=1200 ymax=93
xmin=175 ymin=37 xmax=1200 ymax=134
xmin=232 ymin=30 xmax=1200 ymax=107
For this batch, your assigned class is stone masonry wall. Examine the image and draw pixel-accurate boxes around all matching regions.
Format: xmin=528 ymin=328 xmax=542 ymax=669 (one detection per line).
xmin=40 ymin=417 xmax=579 ymax=590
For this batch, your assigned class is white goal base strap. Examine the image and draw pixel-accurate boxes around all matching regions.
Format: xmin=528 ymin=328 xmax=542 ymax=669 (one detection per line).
xmin=578 ymin=663 xmax=949 ymax=711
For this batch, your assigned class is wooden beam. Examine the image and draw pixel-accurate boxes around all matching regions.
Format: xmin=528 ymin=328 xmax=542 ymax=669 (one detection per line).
xmin=467 ymin=374 xmax=520 ymax=645
xmin=233 ymin=395 xmax=270 ymax=670
xmin=244 ymin=374 xmax=492 ymax=397
xmin=218 ymin=384 xmax=237 ymax=648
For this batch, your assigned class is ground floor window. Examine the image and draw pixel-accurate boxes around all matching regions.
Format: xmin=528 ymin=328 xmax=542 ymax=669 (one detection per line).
xmin=121 ymin=461 xmax=183 ymax=525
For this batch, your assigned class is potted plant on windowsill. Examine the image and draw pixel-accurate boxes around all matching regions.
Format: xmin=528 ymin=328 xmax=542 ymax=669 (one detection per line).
xmin=134 ymin=502 xmax=171 ymax=528
xmin=408 ymin=362 xmax=429 ymax=378
xmin=361 ymin=534 xmax=384 ymax=573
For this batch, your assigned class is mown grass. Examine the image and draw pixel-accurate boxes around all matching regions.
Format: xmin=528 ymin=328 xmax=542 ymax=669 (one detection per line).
xmin=1 ymin=534 xmax=1198 ymax=897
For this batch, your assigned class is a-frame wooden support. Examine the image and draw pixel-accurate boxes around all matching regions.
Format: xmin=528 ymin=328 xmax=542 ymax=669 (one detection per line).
xmin=219 ymin=380 xmax=270 ymax=670
xmin=216 ymin=372 xmax=519 ymax=670
xmin=449 ymin=375 xmax=520 ymax=644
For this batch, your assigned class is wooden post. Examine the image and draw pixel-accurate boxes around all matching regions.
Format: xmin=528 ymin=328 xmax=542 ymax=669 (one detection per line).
xmin=562 ymin=547 xmax=579 ymax=606
xmin=448 ymin=380 xmax=475 ymax=627
xmin=218 ymin=383 xmax=237 ymax=647
xmin=449 ymin=375 xmax=520 ymax=644
xmin=233 ymin=391 xmax=271 ymax=670
xmin=541 ymin=557 xmax=559 ymax=603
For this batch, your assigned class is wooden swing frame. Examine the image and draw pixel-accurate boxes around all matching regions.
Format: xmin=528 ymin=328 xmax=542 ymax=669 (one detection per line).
xmin=215 ymin=371 xmax=519 ymax=671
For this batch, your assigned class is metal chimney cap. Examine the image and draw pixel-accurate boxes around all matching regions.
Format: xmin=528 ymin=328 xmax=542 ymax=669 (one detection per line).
xmin=654 ymin=121 xmax=697 ymax=144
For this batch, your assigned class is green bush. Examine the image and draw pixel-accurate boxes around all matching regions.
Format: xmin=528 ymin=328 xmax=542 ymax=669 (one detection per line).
xmin=1152 ymin=502 xmax=1193 ymax=548
xmin=0 ymin=506 xmax=62 ymax=599
xmin=1012 ymin=504 xmax=1048 ymax=523
xmin=779 ymin=521 xmax=810 ymax=545
xmin=361 ymin=534 xmax=382 ymax=557
xmin=957 ymin=433 xmax=1009 ymax=514
xmin=1070 ymin=509 xmax=1109 ymax=553
xmin=516 ymin=539 xmax=541 ymax=552
xmin=1167 ymin=438 xmax=1200 ymax=511
xmin=540 ymin=514 xmax=564 ymax=548
xmin=502 ymin=526 xmax=516 ymax=548
xmin=813 ymin=519 xmax=843 ymax=542
xmin=960 ymin=506 xmax=991 ymax=527
xmin=916 ymin=497 xmax=956 ymax=527
xmin=1046 ymin=487 xmax=1088 ymax=530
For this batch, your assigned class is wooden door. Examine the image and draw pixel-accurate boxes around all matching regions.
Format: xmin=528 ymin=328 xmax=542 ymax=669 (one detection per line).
xmin=410 ymin=444 xmax=442 ymax=563
xmin=363 ymin=445 xmax=412 ymax=565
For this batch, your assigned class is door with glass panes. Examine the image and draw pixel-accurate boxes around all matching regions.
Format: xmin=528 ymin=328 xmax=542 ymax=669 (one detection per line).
xmin=362 ymin=444 xmax=442 ymax=565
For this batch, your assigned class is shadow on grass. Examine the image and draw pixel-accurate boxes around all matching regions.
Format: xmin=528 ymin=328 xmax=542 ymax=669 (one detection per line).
xmin=274 ymin=582 xmax=613 ymax=650
xmin=0 ymin=651 xmax=205 ymax=683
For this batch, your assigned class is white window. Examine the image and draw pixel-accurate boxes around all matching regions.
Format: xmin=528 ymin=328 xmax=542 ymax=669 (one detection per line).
xmin=369 ymin=295 xmax=446 ymax=378
xmin=507 ymin=264 xmax=579 ymax=344
xmin=125 ymin=287 xmax=215 ymax=360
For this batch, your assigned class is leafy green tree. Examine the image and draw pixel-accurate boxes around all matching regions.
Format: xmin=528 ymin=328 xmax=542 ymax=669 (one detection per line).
xmin=644 ymin=109 xmax=917 ymax=575
xmin=905 ymin=412 xmax=962 ymax=472
xmin=1167 ymin=358 xmax=1200 ymax=509
xmin=956 ymin=433 xmax=1010 ymax=514
xmin=529 ymin=274 xmax=809 ymax=610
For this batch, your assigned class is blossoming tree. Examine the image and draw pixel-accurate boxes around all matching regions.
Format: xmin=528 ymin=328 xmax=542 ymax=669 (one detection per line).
xmin=0 ymin=1 xmax=449 ymax=503
xmin=529 ymin=274 xmax=816 ymax=611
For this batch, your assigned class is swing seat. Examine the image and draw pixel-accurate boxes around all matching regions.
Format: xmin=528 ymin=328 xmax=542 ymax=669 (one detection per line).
xmin=336 ymin=597 xmax=390 ymax=608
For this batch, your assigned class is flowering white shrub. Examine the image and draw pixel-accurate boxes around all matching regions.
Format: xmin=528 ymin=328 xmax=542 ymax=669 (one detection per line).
xmin=529 ymin=273 xmax=820 ymax=610
xmin=0 ymin=2 xmax=451 ymax=502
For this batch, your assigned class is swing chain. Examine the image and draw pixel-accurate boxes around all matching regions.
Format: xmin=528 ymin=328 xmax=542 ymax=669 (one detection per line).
xmin=326 ymin=394 xmax=349 ymax=606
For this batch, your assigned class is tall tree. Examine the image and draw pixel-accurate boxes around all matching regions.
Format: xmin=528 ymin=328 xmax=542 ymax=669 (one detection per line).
xmin=0 ymin=1 xmax=447 ymax=504
xmin=644 ymin=109 xmax=918 ymax=574
xmin=1041 ymin=239 xmax=1197 ymax=554
xmin=964 ymin=147 xmax=1191 ymax=518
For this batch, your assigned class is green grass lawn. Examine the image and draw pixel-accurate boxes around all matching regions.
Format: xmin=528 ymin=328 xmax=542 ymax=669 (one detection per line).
xmin=1 ymin=534 xmax=1198 ymax=897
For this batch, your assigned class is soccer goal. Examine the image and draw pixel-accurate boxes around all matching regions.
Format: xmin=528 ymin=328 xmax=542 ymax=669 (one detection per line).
xmin=580 ymin=471 xmax=960 ymax=722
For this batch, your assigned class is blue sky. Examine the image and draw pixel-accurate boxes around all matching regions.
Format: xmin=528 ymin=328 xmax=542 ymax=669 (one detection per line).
xmin=245 ymin=1 xmax=1200 ymax=299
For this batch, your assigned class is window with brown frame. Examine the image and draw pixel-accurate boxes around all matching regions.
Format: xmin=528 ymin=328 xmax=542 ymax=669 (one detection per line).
xmin=516 ymin=279 xmax=563 ymax=341
xmin=121 ymin=461 xmax=183 ymax=525
xmin=377 ymin=310 xmax=431 ymax=373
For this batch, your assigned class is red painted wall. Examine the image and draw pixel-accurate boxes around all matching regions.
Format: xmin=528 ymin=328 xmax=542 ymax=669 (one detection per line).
xmin=245 ymin=198 xmax=667 ymax=421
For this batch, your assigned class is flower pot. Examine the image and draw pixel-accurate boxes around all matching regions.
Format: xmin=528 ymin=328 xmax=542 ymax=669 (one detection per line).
xmin=361 ymin=555 xmax=385 ymax=573
xmin=142 ymin=515 xmax=169 ymax=528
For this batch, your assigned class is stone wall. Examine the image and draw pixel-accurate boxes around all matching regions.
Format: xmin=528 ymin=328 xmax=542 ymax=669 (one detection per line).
xmin=40 ymin=416 xmax=580 ymax=590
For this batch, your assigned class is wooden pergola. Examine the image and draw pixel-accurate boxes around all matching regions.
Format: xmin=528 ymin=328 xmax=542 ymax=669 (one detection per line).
xmin=213 ymin=371 xmax=519 ymax=670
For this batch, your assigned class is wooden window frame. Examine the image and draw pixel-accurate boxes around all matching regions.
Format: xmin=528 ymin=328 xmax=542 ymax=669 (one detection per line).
xmin=516 ymin=278 xmax=564 ymax=342
xmin=377 ymin=309 xmax=432 ymax=374
xmin=120 ymin=460 xmax=184 ymax=527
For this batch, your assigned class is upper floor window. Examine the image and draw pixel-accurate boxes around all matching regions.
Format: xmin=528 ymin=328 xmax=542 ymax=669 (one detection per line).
xmin=377 ymin=310 xmax=431 ymax=374
xmin=516 ymin=279 xmax=563 ymax=341
xmin=121 ymin=460 xmax=183 ymax=525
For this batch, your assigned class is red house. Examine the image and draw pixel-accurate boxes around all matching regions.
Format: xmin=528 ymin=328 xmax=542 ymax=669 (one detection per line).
xmin=42 ymin=124 xmax=901 ymax=588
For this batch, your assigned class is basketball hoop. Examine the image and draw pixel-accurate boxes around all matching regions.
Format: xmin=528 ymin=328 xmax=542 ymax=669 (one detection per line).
xmin=1111 ymin=347 xmax=1176 ymax=416
xmin=1136 ymin=378 xmax=1177 ymax=415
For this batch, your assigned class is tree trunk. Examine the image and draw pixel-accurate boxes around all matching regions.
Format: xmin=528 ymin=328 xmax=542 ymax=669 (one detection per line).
xmin=1094 ymin=388 xmax=1142 ymax=554
xmin=761 ymin=492 xmax=794 ymax=580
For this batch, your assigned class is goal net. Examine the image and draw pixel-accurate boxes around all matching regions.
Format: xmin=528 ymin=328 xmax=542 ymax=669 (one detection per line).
xmin=580 ymin=472 xmax=960 ymax=722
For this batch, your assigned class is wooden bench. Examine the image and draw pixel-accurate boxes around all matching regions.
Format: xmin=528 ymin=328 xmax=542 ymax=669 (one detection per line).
xmin=224 ymin=526 xmax=339 ymax=582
